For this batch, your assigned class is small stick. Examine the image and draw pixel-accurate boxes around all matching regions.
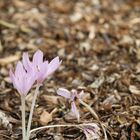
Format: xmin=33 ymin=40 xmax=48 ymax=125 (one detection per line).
xmin=131 ymin=122 xmax=136 ymax=140
xmin=0 ymin=20 xmax=16 ymax=29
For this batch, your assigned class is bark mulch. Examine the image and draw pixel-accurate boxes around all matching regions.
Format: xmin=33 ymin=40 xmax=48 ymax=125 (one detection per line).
xmin=0 ymin=0 xmax=140 ymax=139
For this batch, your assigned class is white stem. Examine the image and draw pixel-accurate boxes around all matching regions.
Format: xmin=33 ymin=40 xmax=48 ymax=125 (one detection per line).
xmin=79 ymin=99 xmax=99 ymax=120
xmin=26 ymin=84 xmax=40 ymax=139
xmin=30 ymin=123 xmax=94 ymax=134
xmin=21 ymin=96 xmax=26 ymax=140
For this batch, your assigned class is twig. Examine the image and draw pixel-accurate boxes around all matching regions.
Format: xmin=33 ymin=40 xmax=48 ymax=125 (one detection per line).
xmin=0 ymin=134 xmax=12 ymax=140
xmin=131 ymin=122 xmax=136 ymax=140
xmin=0 ymin=20 xmax=16 ymax=29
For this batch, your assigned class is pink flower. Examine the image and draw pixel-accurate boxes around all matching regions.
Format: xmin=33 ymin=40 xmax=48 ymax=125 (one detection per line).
xmin=9 ymin=61 xmax=36 ymax=96
xmin=81 ymin=123 xmax=100 ymax=140
xmin=57 ymin=88 xmax=84 ymax=121
xmin=22 ymin=50 xmax=61 ymax=84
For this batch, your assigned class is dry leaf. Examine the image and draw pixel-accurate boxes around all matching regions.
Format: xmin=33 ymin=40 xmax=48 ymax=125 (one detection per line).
xmin=42 ymin=95 xmax=59 ymax=105
xmin=0 ymin=110 xmax=12 ymax=130
xmin=135 ymin=131 xmax=140 ymax=139
xmin=39 ymin=108 xmax=57 ymax=125
xmin=0 ymin=54 xmax=20 ymax=66
xmin=129 ymin=85 xmax=140 ymax=95
xmin=117 ymin=116 xmax=127 ymax=125
xmin=70 ymin=12 xmax=83 ymax=22
xmin=90 ymin=76 xmax=105 ymax=89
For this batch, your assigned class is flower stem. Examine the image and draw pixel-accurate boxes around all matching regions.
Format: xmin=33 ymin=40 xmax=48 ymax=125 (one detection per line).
xmin=30 ymin=123 xmax=95 ymax=134
xmin=79 ymin=99 xmax=99 ymax=121
xmin=26 ymin=84 xmax=40 ymax=139
xmin=21 ymin=95 xmax=26 ymax=140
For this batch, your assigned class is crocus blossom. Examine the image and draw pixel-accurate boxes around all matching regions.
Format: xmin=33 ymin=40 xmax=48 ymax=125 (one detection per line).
xmin=57 ymin=88 xmax=84 ymax=121
xmin=22 ymin=50 xmax=61 ymax=84
xmin=81 ymin=123 xmax=100 ymax=140
xmin=9 ymin=61 xmax=36 ymax=96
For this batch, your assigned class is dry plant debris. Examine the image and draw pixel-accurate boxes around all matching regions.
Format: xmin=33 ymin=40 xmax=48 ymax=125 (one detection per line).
xmin=0 ymin=0 xmax=140 ymax=139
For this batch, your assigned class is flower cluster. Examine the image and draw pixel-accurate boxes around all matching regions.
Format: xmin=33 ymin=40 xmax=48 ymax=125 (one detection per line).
xmin=10 ymin=50 xmax=61 ymax=96
xmin=10 ymin=50 xmax=61 ymax=140
xmin=9 ymin=50 xmax=101 ymax=140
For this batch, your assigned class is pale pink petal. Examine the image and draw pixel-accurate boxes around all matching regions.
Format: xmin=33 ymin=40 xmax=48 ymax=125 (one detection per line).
xmin=71 ymin=90 xmax=77 ymax=101
xmin=23 ymin=76 xmax=36 ymax=96
xmin=78 ymin=90 xmax=84 ymax=99
xmin=83 ymin=129 xmax=90 ymax=139
xmin=39 ymin=61 xmax=48 ymax=77
xmin=71 ymin=101 xmax=80 ymax=122
xmin=33 ymin=50 xmax=43 ymax=65
xmin=83 ymin=129 xmax=99 ymax=140
xmin=36 ymin=61 xmax=48 ymax=83
xmin=83 ymin=124 xmax=100 ymax=139
xmin=15 ymin=61 xmax=26 ymax=78
xmin=87 ymin=123 xmax=100 ymax=132
xmin=20 ymin=77 xmax=27 ymax=95
xmin=57 ymin=88 xmax=71 ymax=99
xmin=9 ymin=69 xmax=16 ymax=87
xmin=22 ymin=52 xmax=32 ymax=71
xmin=46 ymin=56 xmax=61 ymax=76
xmin=18 ymin=73 xmax=35 ymax=96
xmin=10 ymin=62 xmax=36 ymax=96
xmin=23 ymin=50 xmax=61 ymax=84
xmin=14 ymin=77 xmax=24 ymax=95
xmin=27 ymin=76 xmax=36 ymax=89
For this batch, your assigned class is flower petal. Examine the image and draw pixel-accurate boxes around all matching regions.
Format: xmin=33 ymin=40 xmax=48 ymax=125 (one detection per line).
xmin=10 ymin=61 xmax=35 ymax=96
xmin=33 ymin=50 xmax=43 ymax=66
xmin=22 ymin=52 xmax=32 ymax=71
xmin=35 ymin=61 xmax=48 ymax=83
xmin=46 ymin=56 xmax=61 ymax=76
xmin=23 ymin=75 xmax=36 ymax=96
xmin=57 ymin=88 xmax=71 ymax=99
xmin=82 ymin=124 xmax=100 ymax=140
xmin=71 ymin=101 xmax=80 ymax=122
xmin=71 ymin=89 xmax=77 ymax=100
xmin=15 ymin=61 xmax=26 ymax=78
xmin=78 ymin=90 xmax=84 ymax=99
xmin=9 ymin=69 xmax=16 ymax=87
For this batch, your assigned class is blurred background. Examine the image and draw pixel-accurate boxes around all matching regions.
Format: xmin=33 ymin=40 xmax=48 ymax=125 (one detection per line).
xmin=0 ymin=0 xmax=140 ymax=85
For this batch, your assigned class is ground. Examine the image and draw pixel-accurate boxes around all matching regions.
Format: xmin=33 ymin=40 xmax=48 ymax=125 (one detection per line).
xmin=0 ymin=0 xmax=140 ymax=140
